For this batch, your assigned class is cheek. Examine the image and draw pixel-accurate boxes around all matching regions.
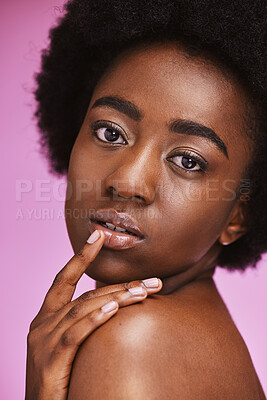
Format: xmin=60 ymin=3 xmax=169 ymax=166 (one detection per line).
xmin=66 ymin=135 xmax=103 ymax=202
xmin=65 ymin=139 xmax=95 ymax=250
xmin=65 ymin=135 xmax=237 ymax=271
xmin=153 ymin=180 xmax=236 ymax=264
xmin=65 ymin=134 xmax=121 ymax=251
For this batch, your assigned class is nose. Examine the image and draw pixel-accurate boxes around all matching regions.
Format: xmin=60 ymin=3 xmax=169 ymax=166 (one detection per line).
xmin=104 ymin=147 xmax=159 ymax=204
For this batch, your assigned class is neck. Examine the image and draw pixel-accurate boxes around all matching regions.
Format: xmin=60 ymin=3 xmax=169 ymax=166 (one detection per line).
xmin=95 ymin=242 xmax=222 ymax=295
xmin=159 ymin=242 xmax=221 ymax=295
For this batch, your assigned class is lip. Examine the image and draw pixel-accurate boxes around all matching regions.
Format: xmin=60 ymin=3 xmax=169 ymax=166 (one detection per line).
xmin=90 ymin=209 xmax=145 ymax=237
xmin=88 ymin=208 xmax=146 ymax=250
xmin=89 ymin=221 xmax=145 ymax=250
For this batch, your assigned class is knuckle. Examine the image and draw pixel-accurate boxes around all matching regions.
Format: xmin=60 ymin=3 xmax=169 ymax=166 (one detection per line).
xmin=110 ymin=291 xmax=125 ymax=302
xmin=27 ymin=330 xmax=35 ymax=347
xmin=29 ymin=318 xmax=38 ymax=332
xmin=66 ymin=305 xmax=80 ymax=319
xmin=85 ymin=313 xmax=95 ymax=325
xmin=121 ymin=282 xmax=130 ymax=290
xmin=125 ymin=282 xmax=133 ymax=290
xmin=127 ymin=280 xmax=142 ymax=289
xmin=85 ymin=310 xmax=99 ymax=326
xmin=61 ymin=330 xmax=75 ymax=347
xmin=78 ymin=290 xmax=95 ymax=302
xmin=52 ymin=271 xmax=64 ymax=287
xmin=75 ymin=248 xmax=87 ymax=262
xmin=27 ymin=326 xmax=41 ymax=346
xmin=29 ymin=311 xmax=43 ymax=331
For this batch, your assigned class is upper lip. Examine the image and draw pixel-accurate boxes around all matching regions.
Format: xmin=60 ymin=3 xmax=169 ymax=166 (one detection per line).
xmin=90 ymin=208 xmax=145 ymax=238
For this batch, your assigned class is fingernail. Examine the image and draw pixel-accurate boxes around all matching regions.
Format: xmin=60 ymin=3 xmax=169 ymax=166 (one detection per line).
xmin=142 ymin=278 xmax=159 ymax=288
xmin=101 ymin=301 xmax=118 ymax=313
xmin=87 ymin=230 xmax=100 ymax=244
xmin=128 ymin=286 xmax=146 ymax=296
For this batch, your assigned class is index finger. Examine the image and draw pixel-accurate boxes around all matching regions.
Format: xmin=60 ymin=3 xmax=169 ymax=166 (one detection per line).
xmin=40 ymin=230 xmax=105 ymax=314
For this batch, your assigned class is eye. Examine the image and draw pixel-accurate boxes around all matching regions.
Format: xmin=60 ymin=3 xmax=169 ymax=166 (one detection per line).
xmin=90 ymin=120 xmax=127 ymax=144
xmin=168 ymin=150 xmax=208 ymax=173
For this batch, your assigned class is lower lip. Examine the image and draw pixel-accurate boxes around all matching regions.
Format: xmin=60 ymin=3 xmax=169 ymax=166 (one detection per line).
xmin=89 ymin=220 xmax=145 ymax=250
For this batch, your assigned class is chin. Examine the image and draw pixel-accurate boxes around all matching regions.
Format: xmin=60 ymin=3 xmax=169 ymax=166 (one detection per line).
xmin=85 ymin=252 xmax=151 ymax=284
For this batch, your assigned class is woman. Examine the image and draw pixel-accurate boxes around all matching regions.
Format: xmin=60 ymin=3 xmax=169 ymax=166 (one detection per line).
xmin=26 ymin=0 xmax=266 ymax=398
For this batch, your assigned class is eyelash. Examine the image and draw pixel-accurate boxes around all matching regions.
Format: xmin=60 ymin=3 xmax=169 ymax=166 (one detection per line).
xmin=91 ymin=120 xmax=127 ymax=144
xmin=167 ymin=150 xmax=208 ymax=173
xmin=90 ymin=121 xmax=208 ymax=173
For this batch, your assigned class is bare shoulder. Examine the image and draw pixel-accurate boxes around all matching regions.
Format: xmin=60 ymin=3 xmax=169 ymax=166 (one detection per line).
xmin=67 ymin=279 xmax=265 ymax=400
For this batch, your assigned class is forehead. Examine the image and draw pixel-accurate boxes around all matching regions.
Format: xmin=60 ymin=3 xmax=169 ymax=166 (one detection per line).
xmin=91 ymin=41 xmax=252 ymax=155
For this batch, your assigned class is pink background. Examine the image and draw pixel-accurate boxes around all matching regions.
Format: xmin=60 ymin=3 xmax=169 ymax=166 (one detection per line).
xmin=1 ymin=1 xmax=266 ymax=398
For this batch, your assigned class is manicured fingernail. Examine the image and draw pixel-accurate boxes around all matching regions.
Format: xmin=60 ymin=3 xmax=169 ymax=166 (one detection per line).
xmin=101 ymin=301 xmax=118 ymax=313
xmin=142 ymin=278 xmax=159 ymax=288
xmin=128 ymin=286 xmax=146 ymax=296
xmin=87 ymin=230 xmax=100 ymax=244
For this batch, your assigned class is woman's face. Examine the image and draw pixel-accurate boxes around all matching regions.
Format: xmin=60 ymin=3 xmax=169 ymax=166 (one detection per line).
xmin=65 ymin=41 xmax=252 ymax=285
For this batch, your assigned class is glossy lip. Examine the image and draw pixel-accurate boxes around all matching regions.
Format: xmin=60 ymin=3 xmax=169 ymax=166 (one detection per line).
xmin=89 ymin=221 xmax=145 ymax=250
xmin=88 ymin=208 xmax=146 ymax=250
xmin=90 ymin=209 xmax=146 ymax=237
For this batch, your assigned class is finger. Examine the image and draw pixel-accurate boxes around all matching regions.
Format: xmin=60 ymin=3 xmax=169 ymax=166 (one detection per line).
xmin=46 ymin=278 xmax=162 ymax=330
xmin=52 ymin=277 xmax=162 ymax=324
xmin=52 ymin=284 xmax=152 ymax=337
xmin=53 ymin=301 xmax=119 ymax=365
xmin=73 ymin=277 xmax=162 ymax=305
xmin=40 ymin=230 xmax=105 ymax=314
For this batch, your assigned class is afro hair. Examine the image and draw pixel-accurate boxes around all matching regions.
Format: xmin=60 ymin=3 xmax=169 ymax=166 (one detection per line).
xmin=34 ymin=0 xmax=267 ymax=271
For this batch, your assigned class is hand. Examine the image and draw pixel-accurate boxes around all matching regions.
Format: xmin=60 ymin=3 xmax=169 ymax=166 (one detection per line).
xmin=25 ymin=230 xmax=162 ymax=400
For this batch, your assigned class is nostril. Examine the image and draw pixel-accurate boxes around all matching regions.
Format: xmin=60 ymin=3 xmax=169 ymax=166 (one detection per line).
xmin=109 ymin=186 xmax=128 ymax=199
xmin=109 ymin=186 xmax=120 ymax=197
xmin=108 ymin=185 xmax=146 ymax=202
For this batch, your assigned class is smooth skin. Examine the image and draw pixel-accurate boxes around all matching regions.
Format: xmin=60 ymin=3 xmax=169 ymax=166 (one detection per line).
xmin=25 ymin=230 xmax=163 ymax=399
xmin=27 ymin=41 xmax=266 ymax=399
xmin=65 ymin=42 xmax=252 ymax=289
xmin=66 ymin=42 xmax=265 ymax=399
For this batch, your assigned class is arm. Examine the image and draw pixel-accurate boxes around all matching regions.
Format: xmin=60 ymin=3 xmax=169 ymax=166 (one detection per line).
xmin=68 ymin=297 xmax=196 ymax=399
xmin=67 ymin=291 xmax=265 ymax=400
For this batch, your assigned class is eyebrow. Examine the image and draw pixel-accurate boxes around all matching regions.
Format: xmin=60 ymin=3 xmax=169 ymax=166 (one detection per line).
xmin=91 ymin=96 xmax=143 ymax=121
xmin=91 ymin=95 xmax=228 ymax=158
xmin=169 ymin=119 xmax=228 ymax=159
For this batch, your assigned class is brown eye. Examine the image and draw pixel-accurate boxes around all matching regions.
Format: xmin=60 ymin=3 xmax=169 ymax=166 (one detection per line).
xmin=181 ymin=156 xmax=197 ymax=170
xmin=167 ymin=150 xmax=208 ymax=173
xmin=101 ymin=127 xmax=121 ymax=142
xmin=91 ymin=121 xmax=127 ymax=145
xmin=171 ymin=155 xmax=201 ymax=171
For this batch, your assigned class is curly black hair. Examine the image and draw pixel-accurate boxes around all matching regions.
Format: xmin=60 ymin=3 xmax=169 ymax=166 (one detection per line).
xmin=34 ymin=0 xmax=267 ymax=271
